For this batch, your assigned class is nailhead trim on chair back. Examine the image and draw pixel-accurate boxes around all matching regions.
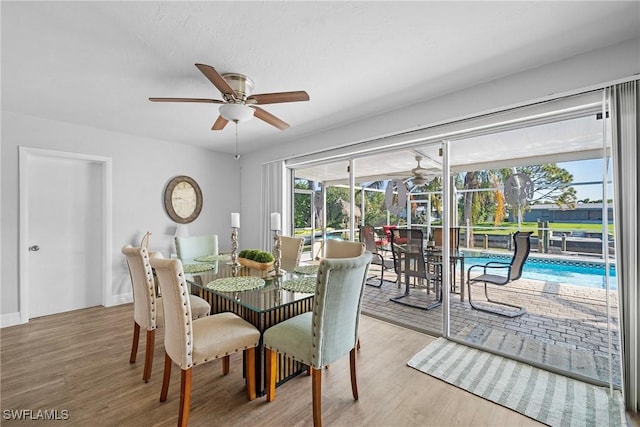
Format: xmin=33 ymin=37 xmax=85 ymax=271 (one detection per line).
xmin=121 ymin=245 xmax=159 ymax=330
xmin=151 ymin=257 xmax=194 ymax=369
xmin=310 ymin=252 xmax=371 ymax=368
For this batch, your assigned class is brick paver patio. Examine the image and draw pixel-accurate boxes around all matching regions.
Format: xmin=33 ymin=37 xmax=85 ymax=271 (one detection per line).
xmin=360 ymin=261 xmax=622 ymax=387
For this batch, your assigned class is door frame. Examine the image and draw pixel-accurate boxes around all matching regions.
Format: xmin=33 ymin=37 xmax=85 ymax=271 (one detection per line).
xmin=19 ymin=147 xmax=113 ymax=323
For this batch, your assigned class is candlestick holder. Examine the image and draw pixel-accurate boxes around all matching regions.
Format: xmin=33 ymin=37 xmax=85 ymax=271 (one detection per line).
xmin=271 ymin=230 xmax=282 ymax=276
xmin=228 ymin=227 xmax=240 ymax=267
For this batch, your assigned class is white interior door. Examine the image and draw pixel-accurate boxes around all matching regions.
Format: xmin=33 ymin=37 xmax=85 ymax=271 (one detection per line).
xmin=25 ymin=153 xmax=104 ymax=318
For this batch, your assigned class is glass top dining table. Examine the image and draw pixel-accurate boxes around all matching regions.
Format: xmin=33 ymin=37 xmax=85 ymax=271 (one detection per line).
xmin=183 ymin=257 xmax=319 ymax=396
xmin=184 ymin=259 xmax=318 ymax=313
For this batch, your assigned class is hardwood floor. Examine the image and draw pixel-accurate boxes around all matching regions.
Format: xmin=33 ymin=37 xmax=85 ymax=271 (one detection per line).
xmin=0 ymin=304 xmax=553 ymax=426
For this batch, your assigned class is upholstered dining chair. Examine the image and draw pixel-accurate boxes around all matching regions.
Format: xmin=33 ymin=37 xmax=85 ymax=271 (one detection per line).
xmin=175 ymin=234 xmax=218 ymax=263
xmin=279 ymin=235 xmax=304 ymax=271
xmin=324 ymin=239 xmax=366 ymax=258
xmin=263 ymin=252 xmax=372 ymax=427
xmin=150 ymin=256 xmax=261 ymax=427
xmin=121 ymin=245 xmax=211 ymax=383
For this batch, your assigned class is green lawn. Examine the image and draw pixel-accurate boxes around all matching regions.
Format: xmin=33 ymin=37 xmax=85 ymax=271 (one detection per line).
xmin=468 ymin=222 xmax=614 ymax=235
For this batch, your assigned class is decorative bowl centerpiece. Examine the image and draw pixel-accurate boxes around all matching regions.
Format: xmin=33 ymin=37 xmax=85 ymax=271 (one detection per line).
xmin=238 ymin=249 xmax=274 ymax=271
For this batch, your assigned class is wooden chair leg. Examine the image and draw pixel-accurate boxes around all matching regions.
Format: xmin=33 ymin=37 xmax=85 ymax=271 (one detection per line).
xmin=312 ymin=367 xmax=322 ymax=427
xmin=222 ymin=355 xmax=230 ymax=375
xmin=245 ymin=347 xmax=256 ymax=401
xmin=143 ymin=329 xmax=155 ymax=382
xmin=265 ymin=348 xmax=277 ymax=402
xmin=178 ymin=368 xmax=192 ymax=427
xmin=160 ymin=353 xmax=172 ymax=402
xmin=130 ymin=322 xmax=140 ymax=363
xmin=350 ymin=348 xmax=358 ymax=400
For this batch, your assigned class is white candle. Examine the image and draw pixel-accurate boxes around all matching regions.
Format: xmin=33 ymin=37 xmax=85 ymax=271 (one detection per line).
xmin=231 ymin=212 xmax=240 ymax=228
xmin=271 ymin=212 xmax=281 ymax=231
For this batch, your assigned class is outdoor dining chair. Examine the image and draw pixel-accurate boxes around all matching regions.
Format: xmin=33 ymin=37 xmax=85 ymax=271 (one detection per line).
xmin=389 ymin=228 xmax=442 ymax=310
xmin=359 ymin=225 xmax=395 ymax=287
xmin=466 ymin=231 xmax=533 ymax=317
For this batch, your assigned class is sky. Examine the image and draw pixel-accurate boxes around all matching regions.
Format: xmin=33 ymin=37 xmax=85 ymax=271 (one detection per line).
xmin=557 ymin=158 xmax=612 ymax=202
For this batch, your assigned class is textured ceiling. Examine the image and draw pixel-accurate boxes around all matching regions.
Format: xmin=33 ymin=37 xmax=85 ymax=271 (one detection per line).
xmin=2 ymin=1 xmax=639 ymax=157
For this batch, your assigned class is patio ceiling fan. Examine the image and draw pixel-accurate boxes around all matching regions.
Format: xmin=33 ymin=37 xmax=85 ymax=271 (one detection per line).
xmin=407 ymin=155 xmax=433 ymax=186
xmin=149 ymin=63 xmax=310 ymax=130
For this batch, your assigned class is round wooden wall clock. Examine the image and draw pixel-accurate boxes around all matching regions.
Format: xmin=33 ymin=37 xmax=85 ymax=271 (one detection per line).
xmin=164 ymin=175 xmax=203 ymax=224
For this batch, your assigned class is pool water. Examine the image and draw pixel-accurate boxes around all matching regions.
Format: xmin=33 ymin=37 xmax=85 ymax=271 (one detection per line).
xmin=460 ymin=252 xmax=617 ymax=290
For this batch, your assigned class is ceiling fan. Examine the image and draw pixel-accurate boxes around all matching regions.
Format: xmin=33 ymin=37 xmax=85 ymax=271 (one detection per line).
xmin=149 ymin=63 xmax=309 ymax=131
xmin=408 ymin=155 xmax=433 ymax=186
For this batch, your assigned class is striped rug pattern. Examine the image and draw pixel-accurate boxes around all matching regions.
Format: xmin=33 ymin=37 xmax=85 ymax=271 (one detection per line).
xmin=407 ymin=338 xmax=626 ymax=427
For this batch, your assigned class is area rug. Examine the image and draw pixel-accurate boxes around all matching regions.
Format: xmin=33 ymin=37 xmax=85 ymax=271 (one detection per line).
xmin=456 ymin=324 xmax=616 ymax=385
xmin=407 ymin=338 xmax=626 ymax=427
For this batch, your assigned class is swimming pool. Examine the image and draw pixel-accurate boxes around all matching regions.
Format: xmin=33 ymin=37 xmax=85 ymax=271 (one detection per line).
xmin=460 ymin=251 xmax=617 ymax=290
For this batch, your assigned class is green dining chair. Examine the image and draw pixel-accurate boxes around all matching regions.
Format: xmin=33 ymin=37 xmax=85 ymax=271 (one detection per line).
xmin=263 ymin=252 xmax=372 ymax=427
xmin=175 ymin=234 xmax=218 ymax=264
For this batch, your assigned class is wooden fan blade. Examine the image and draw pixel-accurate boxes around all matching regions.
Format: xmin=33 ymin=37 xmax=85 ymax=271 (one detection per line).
xmin=212 ymin=115 xmax=228 ymax=131
xmin=247 ymin=91 xmax=309 ymax=105
xmin=194 ymin=64 xmax=238 ymax=98
xmin=149 ymin=97 xmax=225 ymax=103
xmin=251 ymin=106 xmax=289 ymax=130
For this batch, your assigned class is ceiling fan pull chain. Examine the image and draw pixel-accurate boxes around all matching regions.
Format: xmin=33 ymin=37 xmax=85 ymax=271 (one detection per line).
xmin=234 ymin=121 xmax=240 ymax=160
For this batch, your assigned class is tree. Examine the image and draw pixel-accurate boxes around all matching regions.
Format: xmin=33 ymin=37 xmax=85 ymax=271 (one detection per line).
xmin=497 ymin=164 xmax=577 ymax=218
xmin=293 ymin=180 xmax=312 ymax=228
xmin=462 ymin=171 xmax=479 ymax=229
xmin=460 ymin=163 xmax=576 ymax=238
xmin=494 ymin=181 xmax=506 ymax=226
xmin=461 ymin=171 xmax=497 ymax=245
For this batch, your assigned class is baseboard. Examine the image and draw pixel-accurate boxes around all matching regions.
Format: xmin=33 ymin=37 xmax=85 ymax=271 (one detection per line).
xmin=1 ymin=312 xmax=25 ymax=328
xmin=106 ymin=292 xmax=133 ymax=307
xmin=2 ymin=295 xmax=133 ymax=327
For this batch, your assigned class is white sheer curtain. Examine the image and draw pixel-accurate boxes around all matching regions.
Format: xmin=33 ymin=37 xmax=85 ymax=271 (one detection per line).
xmin=609 ymin=80 xmax=639 ymax=412
xmin=260 ymin=160 xmax=291 ymax=250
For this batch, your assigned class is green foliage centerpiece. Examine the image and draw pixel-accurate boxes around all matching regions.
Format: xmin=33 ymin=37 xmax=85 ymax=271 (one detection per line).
xmin=238 ymin=249 xmax=275 ymax=271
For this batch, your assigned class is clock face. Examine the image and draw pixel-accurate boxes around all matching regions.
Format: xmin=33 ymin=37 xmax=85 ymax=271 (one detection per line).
xmin=172 ymin=181 xmax=197 ymax=218
xmin=164 ymin=176 xmax=202 ymax=224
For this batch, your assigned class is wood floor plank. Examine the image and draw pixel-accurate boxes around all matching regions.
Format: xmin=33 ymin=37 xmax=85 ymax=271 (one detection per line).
xmin=1 ymin=304 xmax=547 ymax=426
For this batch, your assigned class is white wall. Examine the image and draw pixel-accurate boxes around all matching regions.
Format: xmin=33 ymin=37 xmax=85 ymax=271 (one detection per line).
xmin=1 ymin=112 xmax=240 ymax=323
xmin=239 ymin=38 xmax=640 ymax=249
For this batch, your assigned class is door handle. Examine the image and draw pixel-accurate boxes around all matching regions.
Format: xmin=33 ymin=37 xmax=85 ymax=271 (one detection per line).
xmin=29 ymin=245 xmax=40 ymax=252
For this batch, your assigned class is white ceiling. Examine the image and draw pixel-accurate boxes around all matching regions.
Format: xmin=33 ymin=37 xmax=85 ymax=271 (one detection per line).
xmin=2 ymin=1 xmax=639 ymax=160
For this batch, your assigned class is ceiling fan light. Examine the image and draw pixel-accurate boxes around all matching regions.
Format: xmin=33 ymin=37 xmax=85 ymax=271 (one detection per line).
xmin=219 ymin=104 xmax=254 ymax=122
xmin=412 ymin=176 xmax=426 ymax=186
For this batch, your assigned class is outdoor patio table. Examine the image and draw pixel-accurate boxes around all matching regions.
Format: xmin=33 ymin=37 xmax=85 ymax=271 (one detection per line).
xmin=379 ymin=243 xmax=466 ymax=301
xmin=424 ymin=246 xmax=466 ymax=302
